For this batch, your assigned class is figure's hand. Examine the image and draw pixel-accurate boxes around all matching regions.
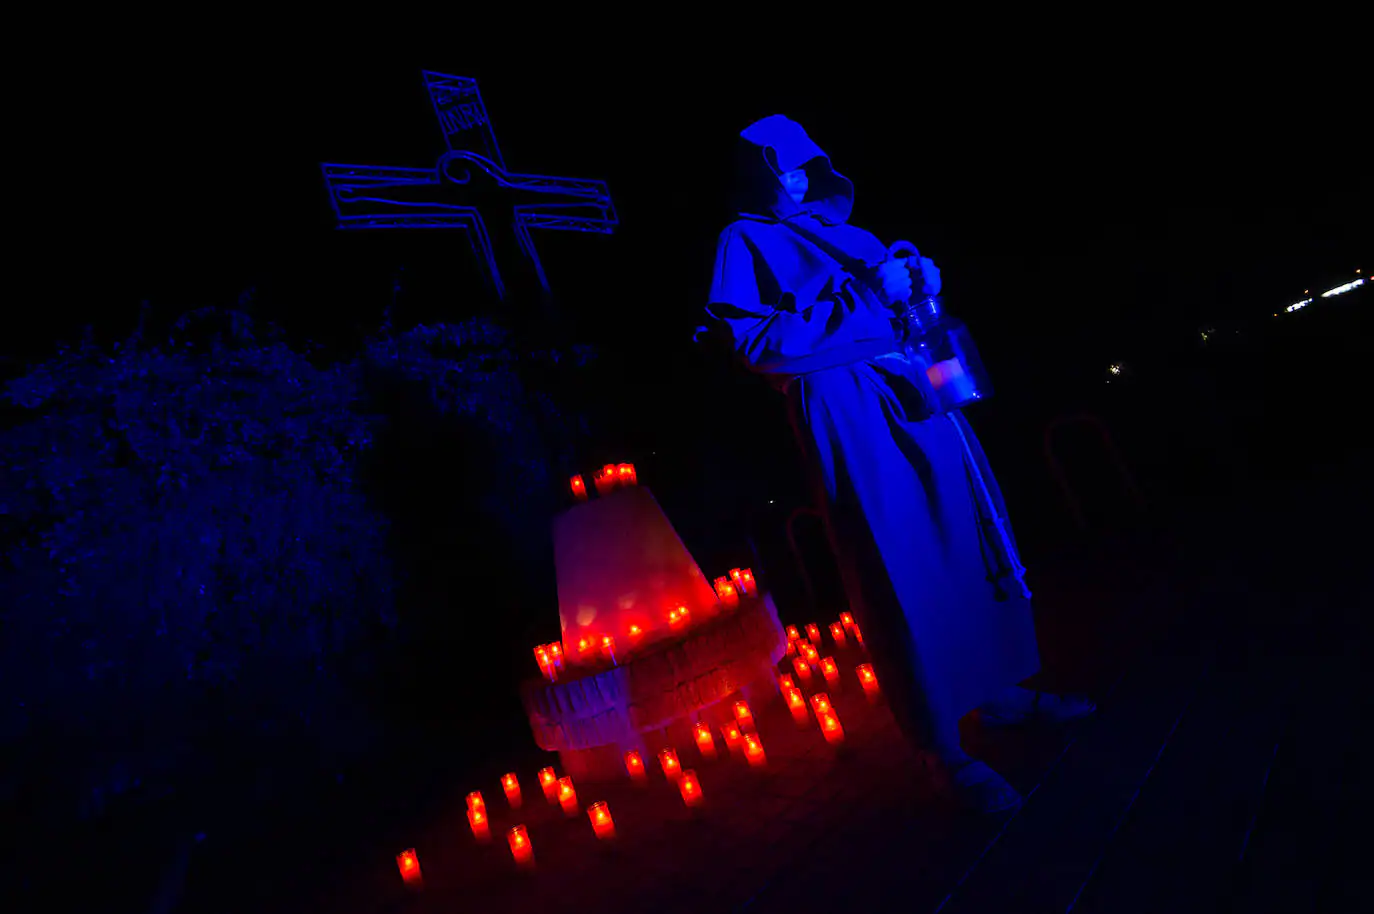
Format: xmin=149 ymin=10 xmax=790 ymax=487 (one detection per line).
xmin=914 ymin=256 xmax=942 ymax=296
xmin=875 ymin=258 xmax=914 ymax=306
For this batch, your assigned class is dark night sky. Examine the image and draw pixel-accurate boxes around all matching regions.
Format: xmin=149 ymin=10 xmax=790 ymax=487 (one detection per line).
xmin=19 ymin=32 xmax=1368 ymax=363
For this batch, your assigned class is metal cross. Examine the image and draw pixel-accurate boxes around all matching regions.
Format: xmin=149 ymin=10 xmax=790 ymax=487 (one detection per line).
xmin=322 ymin=72 xmax=617 ymax=304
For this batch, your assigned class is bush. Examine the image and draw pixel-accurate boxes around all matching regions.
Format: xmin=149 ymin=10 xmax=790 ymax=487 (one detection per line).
xmin=1 ymin=309 xmax=398 ymax=832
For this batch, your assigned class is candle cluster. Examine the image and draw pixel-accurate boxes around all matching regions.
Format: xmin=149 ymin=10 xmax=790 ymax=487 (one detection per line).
xmin=400 ymin=604 xmax=886 ymax=893
xmin=588 ymin=462 xmax=638 ymax=497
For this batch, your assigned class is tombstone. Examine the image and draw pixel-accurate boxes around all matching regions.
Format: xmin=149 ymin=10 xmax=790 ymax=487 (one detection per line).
xmin=321 ymin=72 xmax=617 ymax=311
xmin=522 ymin=470 xmax=788 ymax=782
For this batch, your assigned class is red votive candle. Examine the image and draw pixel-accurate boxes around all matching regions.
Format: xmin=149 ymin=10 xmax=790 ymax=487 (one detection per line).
xmin=601 ymin=634 xmax=617 ymax=665
xmin=538 ymin=767 xmax=558 ymax=802
xmin=821 ymin=657 xmax=840 ymax=686
xmin=785 ymin=687 xmax=809 ymax=726
xmin=468 ymin=806 xmax=491 ymax=842
xmin=809 ymin=692 xmax=833 ymax=716
xmin=722 ymin=722 xmax=743 ymax=755
xmin=806 ymin=624 xmax=821 ymax=646
xmin=548 ymin=642 xmax=564 ymax=670
xmin=743 ymin=733 xmax=767 ymax=768
xmin=557 ymin=776 xmax=579 ymax=817
xmin=786 ymin=626 xmax=801 ymax=642
xmin=617 ymin=463 xmax=637 ymax=486
xmin=534 ymin=645 xmax=552 ymax=680
xmin=570 ymin=475 xmax=588 ymax=501
xmin=778 ymin=673 xmax=796 ymax=692
xmin=739 ymin=568 xmax=757 ymax=594
xmin=802 ymin=643 xmax=820 ymax=665
xmin=588 ymin=801 xmax=616 ymax=840
xmin=829 ymin=622 xmax=847 ymax=649
xmin=785 ymin=639 xmax=797 ymax=657
xmin=594 ymin=464 xmax=619 ymax=496
xmin=507 ymin=825 xmax=534 ymax=868
xmin=793 ymin=656 xmax=814 ymax=685
xmin=658 ymin=747 xmax=682 ymax=780
xmin=840 ymin=612 xmax=855 ymax=631
xmin=678 ymin=769 xmax=704 ymax=808
xmin=733 ymin=700 xmax=755 ymax=733
xmin=502 ymin=772 xmax=522 ymax=809
xmin=396 ymin=848 xmax=422 ymax=887
xmin=669 ymin=605 xmax=690 ymax=630
xmin=625 ymin=750 xmax=647 ymax=784
xmin=466 ymin=790 xmax=485 ymax=813
xmin=694 ymin=722 xmax=718 ymax=760
xmin=715 ymin=578 xmax=740 ymax=608
xmin=819 ymin=710 xmax=845 ymax=745
xmin=857 ymin=663 xmax=881 ymax=702
xmin=852 ymin=624 xmax=865 ymax=648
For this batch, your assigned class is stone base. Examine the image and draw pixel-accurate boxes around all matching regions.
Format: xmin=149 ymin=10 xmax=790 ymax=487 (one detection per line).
xmin=522 ymin=592 xmax=788 ymax=782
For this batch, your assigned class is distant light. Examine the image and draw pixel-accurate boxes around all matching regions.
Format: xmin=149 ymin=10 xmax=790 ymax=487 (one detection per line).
xmin=1108 ymin=364 xmax=1122 ymax=376
xmin=1320 ymin=278 xmax=1364 ymax=298
xmin=1286 ymin=298 xmax=1313 ymax=313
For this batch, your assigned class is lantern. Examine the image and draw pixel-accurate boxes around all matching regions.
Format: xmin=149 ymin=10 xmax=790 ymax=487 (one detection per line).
xmin=538 ymin=767 xmax=558 ymax=802
xmin=809 ymin=692 xmax=833 ymax=716
xmin=593 ymin=464 xmax=620 ymax=496
xmin=743 ymin=733 xmax=767 ymax=768
xmin=678 ymin=769 xmax=704 ymax=808
xmin=829 ymin=622 xmax=847 ymax=649
xmin=805 ymin=624 xmax=821 ymax=646
xmin=557 ymin=776 xmax=579 ymax=817
xmin=785 ymin=687 xmax=809 ymax=726
xmin=793 ymin=656 xmax=814 ymax=685
xmin=467 ymin=806 xmax=491 ymax=842
xmin=820 ymin=657 xmax=840 ymax=686
xmin=722 ymin=722 xmax=743 ymax=755
xmin=733 ymin=700 xmax=755 ymax=733
xmin=507 ymin=825 xmax=534 ymax=867
xmin=616 ymin=463 xmax=638 ymax=486
xmin=501 ymin=773 xmax=522 ymax=809
xmin=857 ymin=663 xmax=881 ymax=702
xmin=777 ymin=674 xmax=796 ymax=692
xmin=819 ymin=710 xmax=845 ymax=745
xmin=570 ymin=475 xmax=588 ymax=501
xmin=588 ymin=801 xmax=616 ymax=840
xmin=624 ymin=750 xmax=647 ymax=784
xmin=694 ymin=722 xmax=717 ymax=760
xmin=396 ymin=849 xmax=422 ymax=887
xmin=658 ymin=747 xmax=682 ymax=780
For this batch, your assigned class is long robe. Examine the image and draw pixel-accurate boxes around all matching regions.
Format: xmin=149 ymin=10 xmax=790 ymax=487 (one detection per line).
xmin=698 ymin=115 xmax=1040 ymax=750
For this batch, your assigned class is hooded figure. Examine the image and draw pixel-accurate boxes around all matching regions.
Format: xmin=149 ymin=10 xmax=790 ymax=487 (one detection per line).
xmin=699 ymin=115 xmax=1092 ymax=812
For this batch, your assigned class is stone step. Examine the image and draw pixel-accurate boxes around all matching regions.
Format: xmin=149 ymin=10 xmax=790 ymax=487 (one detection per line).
xmin=1064 ymin=661 xmax=1282 ymax=913
xmin=931 ymin=642 xmax=1212 ymax=913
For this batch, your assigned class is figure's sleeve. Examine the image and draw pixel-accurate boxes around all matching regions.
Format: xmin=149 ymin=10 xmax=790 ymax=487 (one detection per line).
xmin=702 ymin=226 xmax=884 ymax=372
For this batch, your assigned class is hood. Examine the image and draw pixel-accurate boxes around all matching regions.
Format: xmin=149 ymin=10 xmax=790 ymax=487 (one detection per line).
xmin=733 ymin=114 xmax=855 ymax=225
